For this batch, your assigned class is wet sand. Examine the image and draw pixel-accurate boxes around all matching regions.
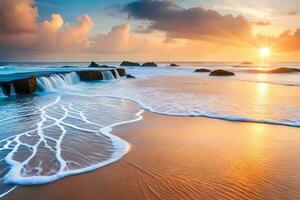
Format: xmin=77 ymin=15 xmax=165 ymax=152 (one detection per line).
xmin=4 ymin=111 xmax=300 ymax=200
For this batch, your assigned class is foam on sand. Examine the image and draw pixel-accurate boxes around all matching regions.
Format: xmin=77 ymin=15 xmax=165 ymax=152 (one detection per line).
xmin=0 ymin=95 xmax=143 ymax=197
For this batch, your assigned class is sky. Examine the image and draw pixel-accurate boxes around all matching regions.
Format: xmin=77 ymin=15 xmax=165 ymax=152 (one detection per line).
xmin=0 ymin=0 xmax=300 ymax=62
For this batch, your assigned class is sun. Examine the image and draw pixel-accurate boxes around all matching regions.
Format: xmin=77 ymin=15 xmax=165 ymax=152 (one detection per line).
xmin=259 ymin=47 xmax=271 ymax=58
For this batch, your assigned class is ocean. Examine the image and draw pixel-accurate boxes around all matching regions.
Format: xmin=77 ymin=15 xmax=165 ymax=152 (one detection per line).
xmin=0 ymin=61 xmax=299 ymax=197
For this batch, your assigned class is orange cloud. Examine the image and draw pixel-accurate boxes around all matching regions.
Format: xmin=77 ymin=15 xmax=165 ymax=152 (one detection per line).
xmin=0 ymin=0 xmax=94 ymax=52
xmin=88 ymin=24 xmax=162 ymax=54
xmin=0 ymin=0 xmax=38 ymax=34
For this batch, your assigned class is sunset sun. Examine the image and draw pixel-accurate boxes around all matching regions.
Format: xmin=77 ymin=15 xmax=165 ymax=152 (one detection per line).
xmin=259 ymin=47 xmax=271 ymax=58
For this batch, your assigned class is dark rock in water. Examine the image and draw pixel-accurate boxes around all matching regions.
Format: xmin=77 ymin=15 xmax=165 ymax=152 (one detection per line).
xmin=116 ymin=68 xmax=126 ymax=77
xmin=78 ymin=71 xmax=103 ymax=81
xmin=0 ymin=77 xmax=37 ymax=95
xmin=89 ymin=62 xmax=115 ymax=68
xmin=241 ymin=62 xmax=253 ymax=65
xmin=268 ymin=67 xmax=300 ymax=74
xmin=194 ymin=68 xmax=211 ymax=73
xmin=126 ymin=74 xmax=135 ymax=79
xmin=89 ymin=61 xmax=100 ymax=68
xmin=120 ymin=61 xmax=140 ymax=66
xmin=13 ymin=77 xmax=37 ymax=94
xmin=170 ymin=63 xmax=179 ymax=67
xmin=209 ymin=70 xmax=235 ymax=76
xmin=142 ymin=62 xmax=158 ymax=67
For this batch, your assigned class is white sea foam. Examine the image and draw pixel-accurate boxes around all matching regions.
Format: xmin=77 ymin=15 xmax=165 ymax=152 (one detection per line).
xmin=0 ymin=95 xmax=143 ymax=195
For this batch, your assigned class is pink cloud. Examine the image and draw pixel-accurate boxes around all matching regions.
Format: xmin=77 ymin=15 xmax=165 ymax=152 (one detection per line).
xmin=0 ymin=0 xmax=93 ymax=52
xmin=0 ymin=0 xmax=38 ymax=34
xmin=88 ymin=24 xmax=160 ymax=54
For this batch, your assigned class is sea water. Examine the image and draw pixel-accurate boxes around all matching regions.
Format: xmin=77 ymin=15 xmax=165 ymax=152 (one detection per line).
xmin=0 ymin=62 xmax=300 ymax=197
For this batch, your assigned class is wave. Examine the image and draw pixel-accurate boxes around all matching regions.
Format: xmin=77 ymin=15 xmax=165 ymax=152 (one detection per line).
xmin=98 ymin=95 xmax=300 ymax=128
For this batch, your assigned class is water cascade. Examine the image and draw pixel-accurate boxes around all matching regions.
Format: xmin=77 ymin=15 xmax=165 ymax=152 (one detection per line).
xmin=102 ymin=70 xmax=115 ymax=80
xmin=113 ymin=69 xmax=120 ymax=79
xmin=0 ymin=86 xmax=6 ymax=98
xmin=10 ymin=84 xmax=16 ymax=96
xmin=37 ymin=72 xmax=81 ymax=92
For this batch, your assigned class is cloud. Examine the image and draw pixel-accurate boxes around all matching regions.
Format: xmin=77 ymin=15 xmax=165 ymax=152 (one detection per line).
xmin=88 ymin=24 xmax=163 ymax=54
xmin=286 ymin=11 xmax=299 ymax=16
xmin=274 ymin=29 xmax=300 ymax=52
xmin=252 ymin=21 xmax=271 ymax=26
xmin=0 ymin=0 xmax=38 ymax=34
xmin=0 ymin=0 xmax=94 ymax=52
xmin=0 ymin=0 xmax=161 ymax=58
xmin=123 ymin=0 xmax=252 ymax=41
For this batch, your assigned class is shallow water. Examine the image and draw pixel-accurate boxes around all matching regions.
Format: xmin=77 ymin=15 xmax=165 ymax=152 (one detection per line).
xmin=0 ymin=62 xmax=300 ymax=197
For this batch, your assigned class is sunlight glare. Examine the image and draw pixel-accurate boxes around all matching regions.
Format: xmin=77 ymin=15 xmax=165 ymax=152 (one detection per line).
xmin=259 ymin=47 xmax=271 ymax=58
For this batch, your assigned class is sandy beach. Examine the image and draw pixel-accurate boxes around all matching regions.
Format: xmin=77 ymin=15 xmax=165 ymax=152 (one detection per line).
xmin=4 ymin=111 xmax=300 ymax=200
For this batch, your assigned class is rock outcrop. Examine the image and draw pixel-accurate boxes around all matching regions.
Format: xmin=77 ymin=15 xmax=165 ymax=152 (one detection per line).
xmin=267 ymin=67 xmax=300 ymax=74
xmin=209 ymin=70 xmax=235 ymax=76
xmin=0 ymin=67 xmax=128 ymax=96
xmin=120 ymin=61 xmax=140 ymax=66
xmin=126 ymin=74 xmax=135 ymax=79
xmin=0 ymin=77 xmax=37 ymax=95
xmin=241 ymin=62 xmax=253 ymax=65
xmin=89 ymin=61 xmax=115 ymax=68
xmin=170 ymin=63 xmax=179 ymax=67
xmin=78 ymin=71 xmax=103 ymax=81
xmin=89 ymin=61 xmax=100 ymax=68
xmin=142 ymin=62 xmax=158 ymax=67
xmin=116 ymin=68 xmax=126 ymax=77
xmin=194 ymin=68 xmax=211 ymax=73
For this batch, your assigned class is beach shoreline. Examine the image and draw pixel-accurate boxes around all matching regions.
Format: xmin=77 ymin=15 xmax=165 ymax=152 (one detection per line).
xmin=4 ymin=111 xmax=300 ymax=200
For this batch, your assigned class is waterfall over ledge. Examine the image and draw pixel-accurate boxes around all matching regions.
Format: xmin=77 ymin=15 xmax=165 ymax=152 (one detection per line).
xmin=0 ymin=68 xmax=125 ymax=96
xmin=37 ymin=72 xmax=81 ymax=92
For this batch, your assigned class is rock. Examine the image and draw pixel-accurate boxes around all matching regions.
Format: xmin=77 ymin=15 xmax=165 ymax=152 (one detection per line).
xmin=89 ymin=61 xmax=100 ymax=68
xmin=126 ymin=74 xmax=135 ymax=79
xmin=170 ymin=63 xmax=179 ymax=67
xmin=142 ymin=62 xmax=158 ymax=67
xmin=13 ymin=77 xmax=37 ymax=94
xmin=268 ymin=67 xmax=300 ymax=73
xmin=89 ymin=62 xmax=115 ymax=68
xmin=120 ymin=61 xmax=140 ymax=66
xmin=194 ymin=68 xmax=211 ymax=73
xmin=78 ymin=71 xmax=103 ymax=81
xmin=241 ymin=62 xmax=253 ymax=65
xmin=0 ymin=76 xmax=37 ymax=95
xmin=116 ymin=68 xmax=126 ymax=77
xmin=209 ymin=70 xmax=235 ymax=76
